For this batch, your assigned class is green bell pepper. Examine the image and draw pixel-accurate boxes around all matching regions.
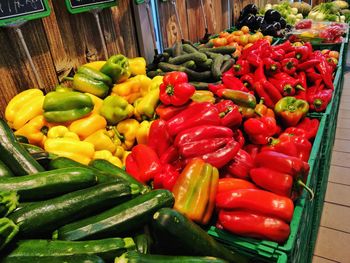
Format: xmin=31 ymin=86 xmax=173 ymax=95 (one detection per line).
xmin=99 ymin=95 xmax=134 ymax=125
xmin=274 ymin=96 xmax=309 ymax=127
xmin=43 ymin=91 xmax=94 ymax=123
xmin=100 ymin=55 xmax=131 ymax=84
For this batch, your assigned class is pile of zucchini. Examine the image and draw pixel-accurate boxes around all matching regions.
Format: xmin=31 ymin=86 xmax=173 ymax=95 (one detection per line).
xmin=147 ymin=41 xmax=236 ymax=88
xmin=0 ymin=118 xmax=248 ymax=263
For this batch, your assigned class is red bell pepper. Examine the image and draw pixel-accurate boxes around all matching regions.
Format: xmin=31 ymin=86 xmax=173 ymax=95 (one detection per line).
xmin=227 ymin=149 xmax=254 ymax=180
xmin=255 ymin=99 xmax=275 ymax=118
xmin=271 ymin=49 xmax=286 ymax=61
xmin=283 ymin=127 xmax=308 ymax=138
xmin=307 ymin=89 xmax=333 ymax=112
xmin=155 ymin=103 xmax=189 ymax=120
xmin=208 ymin=83 xmax=226 ymax=94
xmin=261 ymin=132 xmax=312 ymax=162
xmin=153 ymin=163 xmax=180 ymax=191
xmin=125 ymin=144 xmax=162 ymax=183
xmin=233 ymin=129 xmax=245 ymax=147
xmin=166 ymin=102 xmax=221 ymax=136
xmin=244 ymin=116 xmax=278 ymax=144
xmin=274 ymin=96 xmax=309 ymax=127
xmin=254 ymin=151 xmax=309 ymax=179
xmin=159 ymin=145 xmax=179 ymax=164
xmin=294 ymin=117 xmax=320 ymax=140
xmin=215 ymin=100 xmax=242 ymax=128
xmin=272 ymin=40 xmax=294 ymax=53
xmin=269 ymin=78 xmax=295 ymax=96
xmin=281 ymin=58 xmax=298 ymax=75
xmin=244 ymin=144 xmax=260 ymax=160
xmin=232 ymin=60 xmax=251 ymax=76
xmin=250 ymin=167 xmax=293 ymax=197
xmin=311 ymin=51 xmax=334 ymax=89
xmin=174 ymin=125 xmax=233 ymax=147
xmin=222 ymin=74 xmax=250 ymax=93
xmin=218 ymin=210 xmax=290 ymax=243
xmin=240 ymin=73 xmax=255 ymax=90
xmin=148 ymin=119 xmax=172 ymax=157
xmin=294 ymin=44 xmax=312 ymax=61
xmin=159 ymin=71 xmax=195 ymax=106
xmin=263 ymin=58 xmax=280 ymax=72
xmin=216 ymin=188 xmax=294 ymax=223
xmin=297 ymin=59 xmax=320 ymax=71
xmin=184 ymin=139 xmax=240 ymax=169
xmin=217 ymin=178 xmax=258 ymax=193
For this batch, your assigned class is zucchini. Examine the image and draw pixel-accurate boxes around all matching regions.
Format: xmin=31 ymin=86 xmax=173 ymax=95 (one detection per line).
xmin=0 ymin=119 xmax=44 ymax=176
xmin=197 ymin=59 xmax=213 ymax=70
xmin=151 ymin=208 xmax=249 ymax=263
xmin=0 ymin=191 xmax=19 ymax=217
xmin=49 ymin=157 xmax=125 ymax=184
xmin=0 ymin=218 xmax=19 ymax=250
xmin=55 ymin=190 xmax=174 ymax=241
xmin=116 ymin=251 xmax=229 ymax=263
xmin=9 ymin=181 xmax=139 ymax=237
xmin=20 ymin=143 xmax=45 ymax=155
xmin=168 ymin=52 xmax=207 ymax=65
xmin=211 ymin=54 xmax=225 ymax=80
xmin=2 ymin=238 xmax=135 ymax=262
xmin=146 ymin=70 xmax=166 ymax=78
xmin=0 ymin=159 xmax=14 ymax=177
xmin=134 ymin=227 xmax=152 ymax=254
xmin=15 ymin=135 xmax=29 ymax=143
xmin=184 ymin=69 xmax=212 ymax=82
xmin=89 ymin=159 xmax=149 ymax=194
xmin=0 ymin=167 xmax=97 ymax=201
xmin=158 ymin=62 xmax=186 ymax=73
xmin=2 ymin=254 xmax=105 ymax=263
xmin=181 ymin=60 xmax=197 ymax=70
xmin=182 ymin=44 xmax=199 ymax=54
xmin=198 ymin=46 xmax=236 ymax=54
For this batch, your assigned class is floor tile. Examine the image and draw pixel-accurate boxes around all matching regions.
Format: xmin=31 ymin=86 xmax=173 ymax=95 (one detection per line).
xmin=331 ymin=151 xmax=350 ymax=167
xmin=339 ymin=102 xmax=350 ymax=110
xmin=320 ymin=202 xmax=350 ymax=233
xmin=329 ymin=165 xmax=350 ymax=185
xmin=314 ymin=227 xmax=350 ymax=262
xmin=338 ymin=109 xmax=350 ymax=119
xmin=333 ymin=139 xmax=350 ymax=152
xmin=335 ymin=128 xmax=350 ymax=140
xmin=340 ymin=95 xmax=350 ymax=103
xmin=312 ymin=255 xmax=339 ymax=263
xmin=337 ymin=119 xmax=350 ymax=129
xmin=325 ymin=182 xmax=350 ymax=207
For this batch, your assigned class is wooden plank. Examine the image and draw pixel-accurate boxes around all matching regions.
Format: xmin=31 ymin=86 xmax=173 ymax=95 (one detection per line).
xmin=186 ymin=0 xmax=204 ymax=43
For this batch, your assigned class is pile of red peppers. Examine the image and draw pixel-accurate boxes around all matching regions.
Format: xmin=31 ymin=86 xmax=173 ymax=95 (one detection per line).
xmin=124 ymin=41 xmax=329 ymax=244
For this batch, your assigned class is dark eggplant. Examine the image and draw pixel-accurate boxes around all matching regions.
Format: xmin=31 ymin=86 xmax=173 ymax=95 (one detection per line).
xmin=246 ymin=15 xmax=258 ymax=31
xmin=286 ymin=24 xmax=293 ymax=31
xmin=272 ymin=22 xmax=281 ymax=31
xmin=239 ymin=4 xmax=258 ymax=19
xmin=237 ymin=13 xmax=253 ymax=29
xmin=279 ymin=17 xmax=287 ymax=29
xmin=255 ymin=16 xmax=264 ymax=30
xmin=264 ymin=9 xmax=282 ymax=23
xmin=261 ymin=24 xmax=277 ymax=37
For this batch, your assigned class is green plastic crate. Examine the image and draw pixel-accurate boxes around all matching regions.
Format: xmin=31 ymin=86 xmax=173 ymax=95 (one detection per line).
xmin=208 ymin=114 xmax=327 ymax=263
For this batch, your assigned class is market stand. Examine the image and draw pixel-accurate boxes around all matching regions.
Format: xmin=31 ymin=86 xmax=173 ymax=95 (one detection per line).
xmin=0 ymin=1 xmax=348 ymax=262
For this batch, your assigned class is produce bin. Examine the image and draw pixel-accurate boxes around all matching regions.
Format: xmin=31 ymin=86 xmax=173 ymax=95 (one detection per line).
xmin=208 ymin=114 xmax=327 ymax=263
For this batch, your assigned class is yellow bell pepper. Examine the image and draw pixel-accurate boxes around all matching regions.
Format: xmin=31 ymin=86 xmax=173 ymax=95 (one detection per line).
xmin=85 ymin=93 xmax=104 ymax=114
xmin=47 ymin=126 xmax=80 ymax=140
xmin=150 ymin=76 xmax=163 ymax=91
xmin=5 ymin=89 xmax=45 ymax=130
xmin=116 ymin=119 xmax=140 ymax=150
xmin=133 ymin=88 xmax=159 ymax=121
xmin=112 ymin=75 xmax=152 ymax=104
xmin=69 ymin=114 xmax=107 ymax=140
xmin=114 ymin=145 xmax=125 ymax=160
xmin=122 ymin=150 xmax=131 ymax=166
xmin=128 ymin=57 xmax=146 ymax=76
xmin=93 ymin=150 xmax=123 ymax=168
xmin=14 ymin=115 xmax=50 ymax=147
xmin=44 ymin=138 xmax=95 ymax=165
xmin=84 ymin=129 xmax=117 ymax=153
xmin=136 ymin=120 xmax=152 ymax=145
xmin=83 ymin=61 xmax=106 ymax=71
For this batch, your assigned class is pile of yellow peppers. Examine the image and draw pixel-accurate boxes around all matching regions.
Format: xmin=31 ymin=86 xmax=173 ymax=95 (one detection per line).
xmin=5 ymin=56 xmax=163 ymax=167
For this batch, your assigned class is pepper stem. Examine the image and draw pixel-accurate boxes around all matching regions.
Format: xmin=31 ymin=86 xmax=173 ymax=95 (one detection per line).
xmin=314 ymin=99 xmax=323 ymax=108
xmin=283 ymin=85 xmax=293 ymax=95
xmin=297 ymin=179 xmax=314 ymax=201
xmin=63 ymin=77 xmax=74 ymax=81
xmin=295 ymin=84 xmax=305 ymax=91
xmin=111 ymin=126 xmax=125 ymax=142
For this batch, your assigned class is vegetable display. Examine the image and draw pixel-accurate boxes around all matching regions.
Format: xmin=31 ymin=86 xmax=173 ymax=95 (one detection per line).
xmin=0 ymin=4 xmax=345 ymax=259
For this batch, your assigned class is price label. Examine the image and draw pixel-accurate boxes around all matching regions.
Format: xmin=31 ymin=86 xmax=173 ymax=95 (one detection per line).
xmin=65 ymin=0 xmax=117 ymax=14
xmin=0 ymin=0 xmax=51 ymax=26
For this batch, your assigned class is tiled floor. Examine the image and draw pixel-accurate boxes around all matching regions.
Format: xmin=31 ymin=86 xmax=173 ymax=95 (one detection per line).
xmin=312 ymin=53 xmax=350 ymax=263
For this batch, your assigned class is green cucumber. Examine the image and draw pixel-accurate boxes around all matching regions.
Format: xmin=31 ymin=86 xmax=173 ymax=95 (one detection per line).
xmin=116 ymin=251 xmax=229 ymax=263
xmin=50 ymin=157 xmax=125 ymax=184
xmin=146 ymin=70 xmax=166 ymax=78
xmin=55 ymin=190 xmax=174 ymax=241
xmin=198 ymin=46 xmax=236 ymax=54
xmin=89 ymin=159 xmax=149 ymax=194
xmin=197 ymin=59 xmax=213 ymax=70
xmin=168 ymin=52 xmax=207 ymax=65
xmin=2 ymin=238 xmax=135 ymax=262
xmin=0 ymin=167 xmax=97 ymax=201
xmin=20 ymin=143 xmax=45 ymax=155
xmin=220 ymin=59 xmax=235 ymax=74
xmin=0 ymin=191 xmax=19 ymax=217
xmin=9 ymin=181 xmax=139 ymax=237
xmin=181 ymin=60 xmax=197 ymax=70
xmin=151 ymin=208 xmax=249 ymax=263
xmin=184 ymin=69 xmax=212 ymax=81
xmin=1 ymin=254 xmax=105 ymax=263
xmin=0 ymin=119 xmax=44 ymax=176
xmin=211 ymin=54 xmax=225 ymax=80
xmin=182 ymin=44 xmax=199 ymax=53
xmin=0 ymin=218 xmax=19 ymax=250
xmin=0 ymin=160 xmax=14 ymax=177
xmin=158 ymin=62 xmax=186 ymax=73
xmin=15 ymin=135 xmax=29 ymax=143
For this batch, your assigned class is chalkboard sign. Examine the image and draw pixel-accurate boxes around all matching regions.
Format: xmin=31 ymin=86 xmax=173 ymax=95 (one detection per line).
xmin=65 ymin=0 xmax=117 ymax=14
xmin=0 ymin=0 xmax=50 ymax=27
